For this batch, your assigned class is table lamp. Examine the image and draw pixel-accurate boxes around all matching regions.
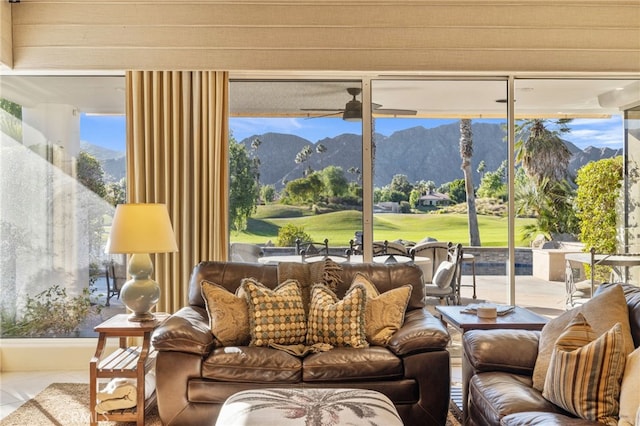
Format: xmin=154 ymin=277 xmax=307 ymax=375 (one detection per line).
xmin=105 ymin=203 xmax=178 ymax=322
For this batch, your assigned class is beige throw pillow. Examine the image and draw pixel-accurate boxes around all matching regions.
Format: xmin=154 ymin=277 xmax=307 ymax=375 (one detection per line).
xmin=619 ymin=347 xmax=640 ymax=426
xmin=241 ymin=278 xmax=307 ymax=347
xmin=543 ymin=314 xmax=626 ymax=426
xmin=349 ymin=272 xmax=411 ymax=346
xmin=432 ymin=260 xmax=455 ymax=289
xmin=201 ymin=280 xmax=250 ymax=346
xmin=532 ymin=284 xmax=634 ymax=391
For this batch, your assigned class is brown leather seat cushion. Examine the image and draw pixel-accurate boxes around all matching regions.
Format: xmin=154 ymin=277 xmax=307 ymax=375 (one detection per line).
xmin=303 ymin=346 xmax=403 ymax=382
xmin=203 ymin=346 xmax=301 ymax=383
xmin=468 ymin=372 xmax=567 ymax=425
xmin=501 ymin=411 xmax=599 ymax=425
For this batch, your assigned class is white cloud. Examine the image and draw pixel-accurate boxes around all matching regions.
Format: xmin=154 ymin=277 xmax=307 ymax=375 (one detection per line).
xmin=230 ymin=118 xmax=304 ymax=140
xmin=567 ymin=118 xmax=624 ymax=150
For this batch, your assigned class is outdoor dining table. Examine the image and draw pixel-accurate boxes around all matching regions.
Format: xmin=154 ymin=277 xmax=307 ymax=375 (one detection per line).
xmin=564 ymin=251 xmax=640 ymax=295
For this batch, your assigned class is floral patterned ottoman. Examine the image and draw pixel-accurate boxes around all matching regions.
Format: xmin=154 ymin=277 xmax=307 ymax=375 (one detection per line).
xmin=215 ymin=388 xmax=404 ymax=426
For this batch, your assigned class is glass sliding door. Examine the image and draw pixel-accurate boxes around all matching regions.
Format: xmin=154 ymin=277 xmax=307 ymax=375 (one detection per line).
xmin=228 ymin=80 xmax=364 ymax=262
xmin=514 ymin=78 xmax=638 ymax=303
xmin=369 ymin=79 xmax=509 ymax=295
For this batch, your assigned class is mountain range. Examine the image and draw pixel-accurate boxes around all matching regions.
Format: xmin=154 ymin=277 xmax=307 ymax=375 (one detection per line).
xmin=84 ymin=122 xmax=622 ymax=189
xmin=239 ymin=122 xmax=622 ymax=190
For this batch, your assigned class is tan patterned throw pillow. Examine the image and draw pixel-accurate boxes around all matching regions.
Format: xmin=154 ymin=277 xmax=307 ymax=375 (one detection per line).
xmin=543 ymin=313 xmax=626 ymax=426
xmin=241 ymin=278 xmax=307 ymax=347
xmin=201 ymin=280 xmax=250 ymax=346
xmin=350 ymin=272 xmax=411 ymax=346
xmin=306 ymin=283 xmax=368 ymax=348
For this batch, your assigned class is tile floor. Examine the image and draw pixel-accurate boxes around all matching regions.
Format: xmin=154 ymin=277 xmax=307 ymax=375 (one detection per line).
xmin=0 ymin=274 xmax=568 ymax=420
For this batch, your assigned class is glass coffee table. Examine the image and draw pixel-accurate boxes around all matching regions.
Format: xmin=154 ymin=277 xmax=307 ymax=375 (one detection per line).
xmin=435 ymin=305 xmax=548 ymax=334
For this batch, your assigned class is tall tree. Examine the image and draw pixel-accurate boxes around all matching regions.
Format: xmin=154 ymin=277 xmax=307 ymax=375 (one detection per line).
xmin=459 ymin=119 xmax=481 ymax=246
xmin=315 ymin=143 xmax=327 ymax=168
xmin=321 ymin=165 xmax=348 ymax=197
xmin=515 ymin=119 xmax=575 ymax=240
xmin=77 ymin=151 xmax=107 ymax=198
xmin=389 ymin=174 xmax=413 ymax=200
xmin=229 ymin=137 xmax=260 ymax=232
xmin=515 ymin=118 xmax=572 ymax=185
xmin=295 ymin=145 xmax=313 ymax=176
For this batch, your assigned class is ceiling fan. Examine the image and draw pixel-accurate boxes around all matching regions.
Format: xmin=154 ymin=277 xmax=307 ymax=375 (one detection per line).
xmin=301 ymin=88 xmax=417 ymax=121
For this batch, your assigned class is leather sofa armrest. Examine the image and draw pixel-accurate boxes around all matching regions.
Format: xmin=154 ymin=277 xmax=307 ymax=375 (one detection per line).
xmin=386 ymin=308 xmax=450 ymax=356
xmin=152 ymin=306 xmax=215 ymax=356
xmin=463 ymin=329 xmax=540 ymax=374
xmin=461 ymin=329 xmax=541 ymax=421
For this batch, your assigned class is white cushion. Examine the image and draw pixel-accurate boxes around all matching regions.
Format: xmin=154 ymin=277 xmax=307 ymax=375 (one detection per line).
xmin=432 ymin=260 xmax=455 ymax=289
xmin=619 ymin=347 xmax=640 ymax=426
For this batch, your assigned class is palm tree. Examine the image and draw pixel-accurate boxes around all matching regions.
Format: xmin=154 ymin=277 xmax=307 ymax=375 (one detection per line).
xmin=315 ymin=143 xmax=327 ymax=168
xmin=515 ymin=118 xmax=577 ymax=240
xmin=295 ymin=145 xmax=313 ymax=176
xmin=460 ymin=119 xmax=481 ymax=246
xmin=515 ymin=118 xmax=572 ymax=185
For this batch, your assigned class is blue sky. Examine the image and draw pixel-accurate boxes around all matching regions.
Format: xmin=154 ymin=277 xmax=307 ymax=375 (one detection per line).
xmin=80 ymin=114 xmax=624 ymax=153
xmin=229 ymin=116 xmax=625 ymax=150
xmin=80 ymin=115 xmax=127 ymax=152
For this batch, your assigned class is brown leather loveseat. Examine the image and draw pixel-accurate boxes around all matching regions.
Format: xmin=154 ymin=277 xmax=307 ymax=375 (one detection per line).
xmin=462 ymin=283 xmax=640 ymax=425
xmin=152 ymin=260 xmax=452 ymax=425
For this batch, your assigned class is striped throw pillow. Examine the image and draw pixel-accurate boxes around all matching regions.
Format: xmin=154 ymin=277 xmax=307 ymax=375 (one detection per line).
xmin=543 ymin=313 xmax=626 ymax=426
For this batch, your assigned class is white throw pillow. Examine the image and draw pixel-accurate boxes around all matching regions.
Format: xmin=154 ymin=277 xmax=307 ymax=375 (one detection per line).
xmin=432 ymin=260 xmax=455 ymax=289
xmin=618 ymin=346 xmax=640 ymax=426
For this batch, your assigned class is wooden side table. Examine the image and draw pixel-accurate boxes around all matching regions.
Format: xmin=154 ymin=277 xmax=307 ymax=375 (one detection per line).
xmin=89 ymin=313 xmax=169 ymax=426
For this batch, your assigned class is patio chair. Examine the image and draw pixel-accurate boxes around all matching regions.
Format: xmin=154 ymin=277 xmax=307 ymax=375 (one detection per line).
xmin=410 ymin=241 xmax=451 ymax=284
xmin=230 ymin=242 xmax=264 ymax=262
xmin=372 ymin=240 xmax=414 ymax=264
xmin=422 ymin=243 xmax=463 ymax=305
xmin=295 ymin=238 xmax=351 ymax=262
xmin=565 ymin=247 xmax=601 ymax=308
xmin=104 ymin=255 xmax=127 ymax=307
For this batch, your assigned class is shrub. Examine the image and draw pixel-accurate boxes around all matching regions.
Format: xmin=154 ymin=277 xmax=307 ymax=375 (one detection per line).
xmin=1 ymin=285 xmax=100 ymax=337
xmin=277 ymin=224 xmax=312 ymax=247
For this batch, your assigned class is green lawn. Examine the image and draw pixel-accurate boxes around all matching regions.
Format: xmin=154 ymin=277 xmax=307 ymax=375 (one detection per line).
xmin=231 ymin=207 xmax=536 ymax=247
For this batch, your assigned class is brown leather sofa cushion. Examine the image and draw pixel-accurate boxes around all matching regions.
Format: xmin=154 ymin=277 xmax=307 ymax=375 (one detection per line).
xmin=303 ymin=347 xmax=403 ymax=382
xmin=501 ymin=411 xmax=601 ymax=425
xmin=468 ymin=372 xmax=567 ymax=425
xmin=203 ymin=346 xmax=302 ymax=383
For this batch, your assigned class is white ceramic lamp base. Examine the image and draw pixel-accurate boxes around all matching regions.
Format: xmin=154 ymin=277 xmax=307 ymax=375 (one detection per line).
xmin=121 ymin=253 xmax=160 ymax=322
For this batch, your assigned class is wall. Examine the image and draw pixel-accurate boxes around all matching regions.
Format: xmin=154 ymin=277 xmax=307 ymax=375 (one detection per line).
xmin=5 ymin=1 xmax=640 ymax=73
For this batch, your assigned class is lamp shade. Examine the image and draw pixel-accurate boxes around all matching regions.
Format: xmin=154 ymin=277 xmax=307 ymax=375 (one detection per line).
xmin=106 ymin=203 xmax=178 ymax=254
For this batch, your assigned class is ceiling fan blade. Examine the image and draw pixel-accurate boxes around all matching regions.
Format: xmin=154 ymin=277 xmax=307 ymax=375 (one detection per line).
xmin=304 ymin=111 xmax=343 ymax=119
xmin=301 ymin=108 xmax=344 ymax=112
